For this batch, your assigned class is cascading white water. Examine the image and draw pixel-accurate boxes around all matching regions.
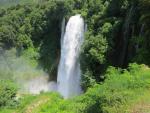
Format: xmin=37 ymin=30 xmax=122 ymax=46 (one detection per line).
xmin=57 ymin=14 xmax=85 ymax=98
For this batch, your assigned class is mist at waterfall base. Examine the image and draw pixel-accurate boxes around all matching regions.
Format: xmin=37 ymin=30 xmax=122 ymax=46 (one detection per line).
xmin=0 ymin=48 xmax=57 ymax=94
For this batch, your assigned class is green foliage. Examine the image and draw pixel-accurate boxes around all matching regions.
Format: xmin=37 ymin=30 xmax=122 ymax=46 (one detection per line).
xmin=81 ymin=32 xmax=108 ymax=89
xmin=0 ymin=0 xmax=72 ymax=79
xmin=1 ymin=64 xmax=150 ymax=113
xmin=76 ymin=0 xmax=150 ymax=88
xmin=81 ymin=69 xmax=96 ymax=91
xmin=80 ymin=64 xmax=150 ymax=113
xmin=82 ymin=33 xmax=108 ymax=64
xmin=5 ymin=63 xmax=149 ymax=113
xmin=21 ymin=47 xmax=40 ymax=67
xmin=0 ymin=80 xmax=18 ymax=108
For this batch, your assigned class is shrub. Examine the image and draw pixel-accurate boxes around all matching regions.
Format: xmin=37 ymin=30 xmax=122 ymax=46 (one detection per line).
xmin=0 ymin=80 xmax=18 ymax=108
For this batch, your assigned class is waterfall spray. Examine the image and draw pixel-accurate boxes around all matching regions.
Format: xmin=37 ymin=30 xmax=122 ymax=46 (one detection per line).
xmin=57 ymin=14 xmax=85 ymax=98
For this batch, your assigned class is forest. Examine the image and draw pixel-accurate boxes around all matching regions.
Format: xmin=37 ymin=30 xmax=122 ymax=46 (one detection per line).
xmin=0 ymin=0 xmax=150 ymax=113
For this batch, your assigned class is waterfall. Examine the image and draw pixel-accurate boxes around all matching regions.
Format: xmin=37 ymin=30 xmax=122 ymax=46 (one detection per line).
xmin=135 ymin=24 xmax=145 ymax=52
xmin=119 ymin=5 xmax=135 ymax=66
xmin=61 ymin=18 xmax=66 ymax=46
xmin=139 ymin=24 xmax=145 ymax=37
xmin=57 ymin=14 xmax=85 ymax=98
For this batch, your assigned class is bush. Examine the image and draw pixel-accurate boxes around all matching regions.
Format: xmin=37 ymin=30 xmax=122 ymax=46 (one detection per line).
xmin=0 ymin=80 xmax=18 ymax=108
